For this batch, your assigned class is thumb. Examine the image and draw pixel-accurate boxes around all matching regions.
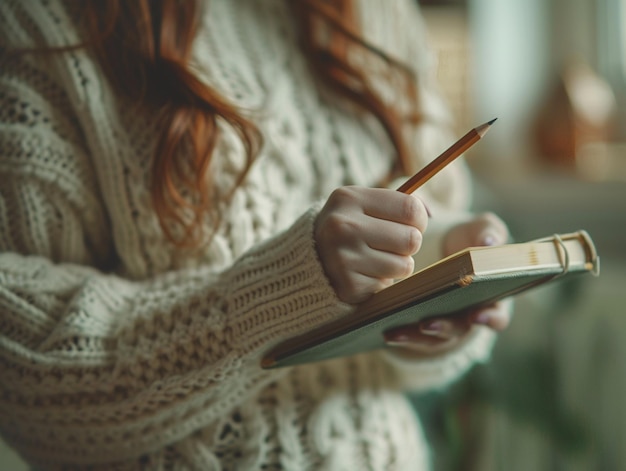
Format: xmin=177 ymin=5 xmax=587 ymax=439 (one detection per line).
xmin=444 ymin=212 xmax=508 ymax=255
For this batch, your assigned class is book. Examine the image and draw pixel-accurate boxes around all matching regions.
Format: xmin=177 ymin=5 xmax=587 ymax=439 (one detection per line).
xmin=261 ymin=230 xmax=600 ymax=369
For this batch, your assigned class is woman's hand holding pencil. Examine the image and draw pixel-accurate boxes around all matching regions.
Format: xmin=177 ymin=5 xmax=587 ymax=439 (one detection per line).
xmin=315 ymin=119 xmax=497 ymax=304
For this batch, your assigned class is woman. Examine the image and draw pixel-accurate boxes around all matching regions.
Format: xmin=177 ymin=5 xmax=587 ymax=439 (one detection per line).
xmin=0 ymin=0 xmax=510 ymax=469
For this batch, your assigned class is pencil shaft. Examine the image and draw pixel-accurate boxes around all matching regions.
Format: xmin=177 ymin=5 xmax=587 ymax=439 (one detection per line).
xmin=396 ymin=119 xmax=495 ymax=194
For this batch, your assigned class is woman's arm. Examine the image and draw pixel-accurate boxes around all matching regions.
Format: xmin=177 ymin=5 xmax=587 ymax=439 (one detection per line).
xmin=0 ymin=53 xmax=345 ymax=459
xmin=0 ymin=178 xmax=344 ymax=464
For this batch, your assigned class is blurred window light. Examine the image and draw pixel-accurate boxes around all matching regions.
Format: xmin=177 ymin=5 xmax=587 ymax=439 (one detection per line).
xmin=598 ymin=0 xmax=626 ymax=84
xmin=621 ymin=0 xmax=626 ymax=80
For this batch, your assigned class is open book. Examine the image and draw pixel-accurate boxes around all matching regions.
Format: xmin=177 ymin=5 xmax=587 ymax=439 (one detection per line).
xmin=262 ymin=231 xmax=600 ymax=369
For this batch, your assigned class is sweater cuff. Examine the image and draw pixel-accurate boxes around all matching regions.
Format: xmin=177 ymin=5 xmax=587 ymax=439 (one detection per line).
xmin=225 ymin=203 xmax=349 ymax=362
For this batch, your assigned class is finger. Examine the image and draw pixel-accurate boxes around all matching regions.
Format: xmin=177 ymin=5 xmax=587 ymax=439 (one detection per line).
xmin=323 ymin=243 xmax=414 ymax=287
xmin=444 ymin=212 xmax=509 ymax=255
xmin=349 ymin=247 xmax=415 ymax=280
xmin=360 ymin=216 xmax=423 ymax=256
xmin=470 ymin=301 xmax=512 ymax=331
xmin=383 ymin=315 xmax=472 ymax=348
xmin=319 ymin=207 xmax=424 ymax=257
xmin=473 ymin=212 xmax=509 ymax=247
xmin=332 ymin=271 xmax=395 ymax=304
xmin=361 ymin=188 xmax=429 ymax=230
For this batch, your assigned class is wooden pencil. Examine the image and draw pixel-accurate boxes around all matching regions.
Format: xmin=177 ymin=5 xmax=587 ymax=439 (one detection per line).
xmin=396 ymin=118 xmax=497 ymax=194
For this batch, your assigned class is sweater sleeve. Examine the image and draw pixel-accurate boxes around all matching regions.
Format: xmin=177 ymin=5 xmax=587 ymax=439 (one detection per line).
xmin=0 ymin=3 xmax=342 ymax=464
xmin=0 ymin=45 xmax=348 ymax=462
xmin=0 ymin=179 xmax=345 ymax=464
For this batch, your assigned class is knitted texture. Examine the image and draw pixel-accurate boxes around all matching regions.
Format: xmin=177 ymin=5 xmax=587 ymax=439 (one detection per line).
xmin=0 ymin=0 xmax=494 ymax=469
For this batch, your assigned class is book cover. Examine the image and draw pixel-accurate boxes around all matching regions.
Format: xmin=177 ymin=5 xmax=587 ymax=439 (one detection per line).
xmin=262 ymin=231 xmax=599 ymax=369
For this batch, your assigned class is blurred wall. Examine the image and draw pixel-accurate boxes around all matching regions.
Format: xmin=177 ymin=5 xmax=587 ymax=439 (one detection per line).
xmin=467 ymin=0 xmax=625 ymax=171
xmin=469 ymin=0 xmax=551 ymax=165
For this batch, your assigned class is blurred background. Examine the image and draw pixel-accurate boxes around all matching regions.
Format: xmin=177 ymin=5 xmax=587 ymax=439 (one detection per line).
xmin=414 ymin=0 xmax=626 ymax=470
xmin=2 ymin=0 xmax=625 ymax=469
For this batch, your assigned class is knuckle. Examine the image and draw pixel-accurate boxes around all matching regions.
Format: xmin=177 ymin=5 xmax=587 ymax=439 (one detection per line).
xmin=328 ymin=186 xmax=359 ymax=208
xmin=318 ymin=212 xmax=358 ymax=242
xmin=324 ymin=213 xmax=358 ymax=239
xmin=402 ymin=195 xmax=420 ymax=222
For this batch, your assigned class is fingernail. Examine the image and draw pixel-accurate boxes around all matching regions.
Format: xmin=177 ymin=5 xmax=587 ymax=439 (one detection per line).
xmin=384 ymin=333 xmax=410 ymax=344
xmin=474 ymin=312 xmax=491 ymax=325
xmin=481 ymin=232 xmax=499 ymax=246
xmin=383 ymin=332 xmax=416 ymax=348
xmin=384 ymin=339 xmax=413 ymax=348
xmin=419 ymin=319 xmax=454 ymax=339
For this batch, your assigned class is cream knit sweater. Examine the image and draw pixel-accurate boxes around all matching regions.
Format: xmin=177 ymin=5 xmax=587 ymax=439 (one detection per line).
xmin=0 ymin=0 xmax=496 ymax=469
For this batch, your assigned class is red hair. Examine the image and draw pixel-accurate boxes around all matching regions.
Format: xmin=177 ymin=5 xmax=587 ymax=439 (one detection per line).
xmin=82 ymin=0 xmax=419 ymax=247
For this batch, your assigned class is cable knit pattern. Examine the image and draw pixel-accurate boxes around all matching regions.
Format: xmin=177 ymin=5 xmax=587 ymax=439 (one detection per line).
xmin=0 ymin=0 xmax=496 ymax=469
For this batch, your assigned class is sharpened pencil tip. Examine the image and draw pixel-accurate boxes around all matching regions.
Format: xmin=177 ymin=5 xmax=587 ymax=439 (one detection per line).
xmin=487 ymin=117 xmax=498 ymax=125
